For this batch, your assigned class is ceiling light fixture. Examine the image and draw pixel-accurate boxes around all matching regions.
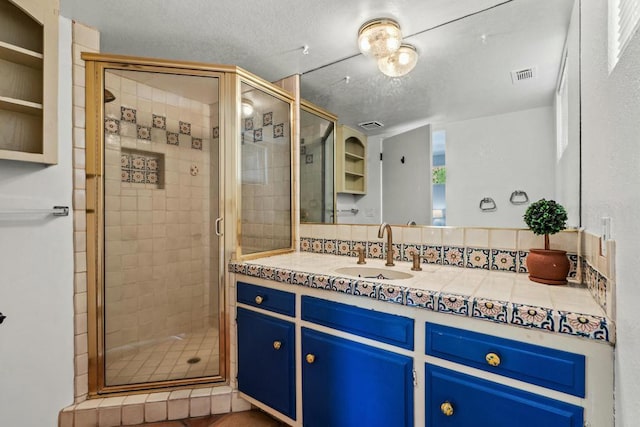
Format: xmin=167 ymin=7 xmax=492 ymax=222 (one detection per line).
xmin=357 ymin=18 xmax=402 ymax=58
xmin=241 ymin=99 xmax=254 ymax=118
xmin=377 ymin=43 xmax=419 ymax=77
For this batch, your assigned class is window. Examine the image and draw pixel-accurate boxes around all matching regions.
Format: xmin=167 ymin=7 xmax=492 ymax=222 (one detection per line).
xmin=609 ymin=0 xmax=640 ymax=71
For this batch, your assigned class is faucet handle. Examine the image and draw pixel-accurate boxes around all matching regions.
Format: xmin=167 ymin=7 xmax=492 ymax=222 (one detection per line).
xmin=411 ymin=252 xmax=425 ymax=271
xmin=351 ymin=247 xmax=366 ymax=264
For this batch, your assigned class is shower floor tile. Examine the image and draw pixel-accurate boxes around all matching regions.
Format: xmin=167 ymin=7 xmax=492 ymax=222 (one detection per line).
xmin=106 ymin=327 xmax=220 ymax=386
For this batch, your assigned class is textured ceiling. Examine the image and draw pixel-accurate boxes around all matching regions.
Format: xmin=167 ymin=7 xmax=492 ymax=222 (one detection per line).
xmin=60 ymin=0 xmax=574 ymax=136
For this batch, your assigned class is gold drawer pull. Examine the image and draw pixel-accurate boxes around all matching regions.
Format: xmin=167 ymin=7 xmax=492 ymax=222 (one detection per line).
xmin=273 ymin=341 xmax=282 ymax=350
xmin=305 ymin=354 xmax=316 ymax=364
xmin=254 ymin=295 xmax=264 ymax=304
xmin=486 ymin=352 xmax=501 ymax=367
xmin=440 ymin=401 xmax=454 ymax=416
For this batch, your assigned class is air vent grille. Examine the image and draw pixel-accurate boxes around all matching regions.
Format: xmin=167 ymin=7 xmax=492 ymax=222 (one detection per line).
xmin=358 ymin=120 xmax=384 ymax=130
xmin=511 ymin=67 xmax=537 ymax=83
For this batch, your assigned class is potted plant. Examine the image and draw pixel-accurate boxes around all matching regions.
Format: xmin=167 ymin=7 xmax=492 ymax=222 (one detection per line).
xmin=523 ymin=199 xmax=569 ymax=285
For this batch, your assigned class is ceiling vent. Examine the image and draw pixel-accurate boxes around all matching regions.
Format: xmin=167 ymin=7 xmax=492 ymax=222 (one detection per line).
xmin=358 ymin=120 xmax=384 ymax=131
xmin=510 ymin=67 xmax=537 ymax=84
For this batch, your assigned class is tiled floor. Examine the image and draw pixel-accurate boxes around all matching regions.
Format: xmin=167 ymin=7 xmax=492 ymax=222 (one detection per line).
xmin=132 ymin=410 xmax=287 ymax=426
xmin=106 ymin=327 xmax=219 ymax=385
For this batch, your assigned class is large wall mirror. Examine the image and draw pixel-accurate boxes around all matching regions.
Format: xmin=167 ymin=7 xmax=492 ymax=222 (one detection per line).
xmin=300 ymin=100 xmax=337 ymax=224
xmin=300 ymin=0 xmax=580 ymax=229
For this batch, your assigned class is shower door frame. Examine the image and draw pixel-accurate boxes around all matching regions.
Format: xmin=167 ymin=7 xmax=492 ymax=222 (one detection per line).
xmin=84 ymin=54 xmax=234 ymax=395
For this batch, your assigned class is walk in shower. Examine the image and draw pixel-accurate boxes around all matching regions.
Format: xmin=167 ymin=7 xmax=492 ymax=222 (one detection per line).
xmin=84 ymin=54 xmax=295 ymax=394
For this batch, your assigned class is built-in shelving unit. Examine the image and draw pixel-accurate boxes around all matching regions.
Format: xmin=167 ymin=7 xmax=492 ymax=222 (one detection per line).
xmin=336 ymin=125 xmax=367 ymax=194
xmin=0 ymin=0 xmax=58 ymax=164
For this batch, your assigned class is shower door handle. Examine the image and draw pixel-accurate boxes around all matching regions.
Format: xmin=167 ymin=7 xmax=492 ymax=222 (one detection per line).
xmin=215 ymin=217 xmax=223 ymax=237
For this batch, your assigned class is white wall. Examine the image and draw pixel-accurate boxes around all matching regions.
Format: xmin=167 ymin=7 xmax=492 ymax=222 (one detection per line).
xmin=580 ymin=2 xmax=640 ymax=425
xmin=0 ymin=16 xmax=75 ymax=426
xmin=442 ymin=106 xmax=556 ymax=228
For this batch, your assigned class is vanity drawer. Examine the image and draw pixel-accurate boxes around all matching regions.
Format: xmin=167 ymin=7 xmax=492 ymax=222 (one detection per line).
xmin=426 ymin=364 xmax=583 ymax=427
xmin=425 ymin=323 xmax=585 ymax=397
xmin=302 ymin=296 xmax=414 ymax=350
xmin=237 ymin=281 xmax=295 ymax=317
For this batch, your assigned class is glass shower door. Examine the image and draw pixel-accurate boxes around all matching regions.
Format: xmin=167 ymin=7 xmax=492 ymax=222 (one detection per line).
xmin=101 ymin=68 xmax=223 ymax=388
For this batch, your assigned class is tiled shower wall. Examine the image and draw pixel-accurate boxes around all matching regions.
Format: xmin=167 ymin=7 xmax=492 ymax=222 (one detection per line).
xmin=240 ymin=102 xmax=291 ymax=252
xmin=103 ymin=71 xmax=214 ymax=351
xmin=299 ymin=131 xmax=325 ymax=223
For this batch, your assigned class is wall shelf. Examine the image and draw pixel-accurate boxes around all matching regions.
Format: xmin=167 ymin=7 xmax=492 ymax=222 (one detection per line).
xmin=0 ymin=0 xmax=58 ymax=165
xmin=336 ymin=125 xmax=367 ymax=194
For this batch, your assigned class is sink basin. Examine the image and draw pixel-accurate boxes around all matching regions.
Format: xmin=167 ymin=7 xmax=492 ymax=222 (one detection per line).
xmin=334 ymin=267 xmax=413 ymax=280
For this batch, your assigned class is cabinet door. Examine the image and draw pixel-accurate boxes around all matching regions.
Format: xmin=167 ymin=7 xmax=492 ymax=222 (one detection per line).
xmin=426 ymin=365 xmax=583 ymax=427
xmin=237 ymin=308 xmax=296 ymax=419
xmin=302 ymin=328 xmax=413 ymax=427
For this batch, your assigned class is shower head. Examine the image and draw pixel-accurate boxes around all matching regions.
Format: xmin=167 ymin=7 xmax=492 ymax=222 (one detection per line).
xmin=104 ymin=89 xmax=116 ymax=103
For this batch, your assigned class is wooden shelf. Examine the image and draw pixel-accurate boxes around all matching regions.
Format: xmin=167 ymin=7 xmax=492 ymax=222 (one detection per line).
xmin=336 ymin=125 xmax=367 ymax=194
xmin=0 ymin=40 xmax=42 ymax=68
xmin=0 ymin=95 xmax=43 ymax=115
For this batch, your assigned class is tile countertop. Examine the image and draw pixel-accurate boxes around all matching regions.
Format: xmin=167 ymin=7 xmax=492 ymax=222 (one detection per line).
xmin=229 ymin=252 xmax=614 ymax=345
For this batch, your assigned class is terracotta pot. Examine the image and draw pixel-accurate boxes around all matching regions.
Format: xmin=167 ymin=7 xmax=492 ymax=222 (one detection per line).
xmin=526 ymin=249 xmax=570 ymax=285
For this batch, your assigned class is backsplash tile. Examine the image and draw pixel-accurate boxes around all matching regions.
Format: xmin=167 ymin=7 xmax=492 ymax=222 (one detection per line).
xmin=491 ymin=250 xmax=517 ymax=272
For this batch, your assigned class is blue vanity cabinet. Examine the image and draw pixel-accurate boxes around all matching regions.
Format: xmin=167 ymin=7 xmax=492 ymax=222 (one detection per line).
xmin=426 ymin=365 xmax=583 ymax=427
xmin=236 ymin=306 xmax=296 ymax=419
xmin=302 ymin=328 xmax=414 ymax=427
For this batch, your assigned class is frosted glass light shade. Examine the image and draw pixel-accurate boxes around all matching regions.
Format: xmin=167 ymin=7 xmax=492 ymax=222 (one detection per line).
xmin=378 ymin=44 xmax=418 ymax=77
xmin=358 ymin=18 xmax=402 ymax=58
xmin=241 ymin=99 xmax=254 ymax=118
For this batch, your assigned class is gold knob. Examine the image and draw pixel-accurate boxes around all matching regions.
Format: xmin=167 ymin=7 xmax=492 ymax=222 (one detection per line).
xmin=486 ymin=352 xmax=501 ymax=367
xmin=273 ymin=341 xmax=282 ymax=350
xmin=254 ymin=295 xmax=264 ymax=304
xmin=305 ymin=354 xmax=316 ymax=364
xmin=440 ymin=401 xmax=454 ymax=416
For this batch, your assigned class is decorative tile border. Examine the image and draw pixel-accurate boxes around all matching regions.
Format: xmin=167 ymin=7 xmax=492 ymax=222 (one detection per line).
xmin=120 ymin=149 xmax=162 ymax=186
xmin=299 ymin=237 xmax=579 ymax=276
xmin=582 ymin=258 xmax=611 ymax=314
xmin=230 ymin=260 xmax=615 ymax=344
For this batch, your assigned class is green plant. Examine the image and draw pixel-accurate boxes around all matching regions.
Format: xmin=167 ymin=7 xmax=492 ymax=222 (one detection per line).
xmin=432 ymin=166 xmax=446 ymax=184
xmin=523 ymin=199 xmax=568 ymax=250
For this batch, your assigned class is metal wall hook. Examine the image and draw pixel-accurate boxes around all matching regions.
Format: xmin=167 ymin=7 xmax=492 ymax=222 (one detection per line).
xmin=479 ymin=197 xmax=497 ymax=212
xmin=509 ymin=190 xmax=529 ymax=205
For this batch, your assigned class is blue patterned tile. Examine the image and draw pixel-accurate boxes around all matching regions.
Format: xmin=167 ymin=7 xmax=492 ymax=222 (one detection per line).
xmin=311 ymin=274 xmax=332 ymax=289
xmin=518 ymin=251 xmax=529 ymax=273
xmin=191 ymin=137 xmax=203 ymax=150
xmin=105 ymin=118 xmax=120 ymax=134
xmin=336 ymin=240 xmax=352 ymax=256
xmin=568 ymin=253 xmax=578 ymax=278
xmin=260 ymin=266 xmax=275 ymax=280
xmin=558 ymin=311 xmax=611 ymax=342
xmin=167 ymin=132 xmax=179 ymax=146
xmin=352 ymin=281 xmax=377 ymax=298
xmin=323 ymin=239 xmax=337 ymax=255
xmin=212 ymin=126 xmax=219 ymax=139
xmin=300 ymin=237 xmax=312 ymax=252
xmin=368 ymin=241 xmax=384 ymax=259
xmin=137 ymin=125 xmax=151 ymax=140
xmin=378 ymin=285 xmax=405 ymax=304
xmin=391 ymin=243 xmax=403 ymax=261
xmin=291 ymin=272 xmax=311 ymax=286
xmin=311 ymin=238 xmax=324 ymax=253
xmin=179 ymin=121 xmax=191 ymax=135
xmin=263 ymin=112 xmax=273 ymax=126
xmin=274 ymin=123 xmax=284 ymax=138
xmin=275 ymin=268 xmax=292 ymax=284
xmin=405 ymin=289 xmax=437 ymax=309
xmin=466 ymin=248 xmax=490 ymax=269
xmin=437 ymin=293 xmax=470 ymax=316
xmin=352 ymin=241 xmax=368 ymax=258
xmin=254 ymin=128 xmax=263 ymax=142
xmin=244 ymin=118 xmax=254 ymax=131
xmin=510 ymin=303 xmax=555 ymax=331
xmin=472 ymin=298 xmax=508 ymax=323
xmin=121 ymin=106 xmax=136 ymax=123
xmin=152 ymin=114 xmax=166 ymax=129
xmin=443 ymin=246 xmax=465 ymax=267
xmin=402 ymin=244 xmax=420 ymax=262
xmin=331 ymin=277 xmax=353 ymax=294
xmin=421 ymin=245 xmax=442 ymax=264
xmin=491 ymin=250 xmax=517 ymax=272
xmin=245 ymin=264 xmax=262 ymax=278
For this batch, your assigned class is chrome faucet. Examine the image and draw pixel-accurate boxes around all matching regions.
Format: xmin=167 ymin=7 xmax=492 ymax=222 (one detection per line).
xmin=378 ymin=222 xmax=395 ymax=266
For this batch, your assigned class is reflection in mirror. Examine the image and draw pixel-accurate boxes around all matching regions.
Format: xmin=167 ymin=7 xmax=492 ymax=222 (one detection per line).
xmin=301 ymin=0 xmax=580 ymax=228
xmin=240 ymin=81 xmax=292 ymax=254
xmin=300 ymin=101 xmax=336 ymax=223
